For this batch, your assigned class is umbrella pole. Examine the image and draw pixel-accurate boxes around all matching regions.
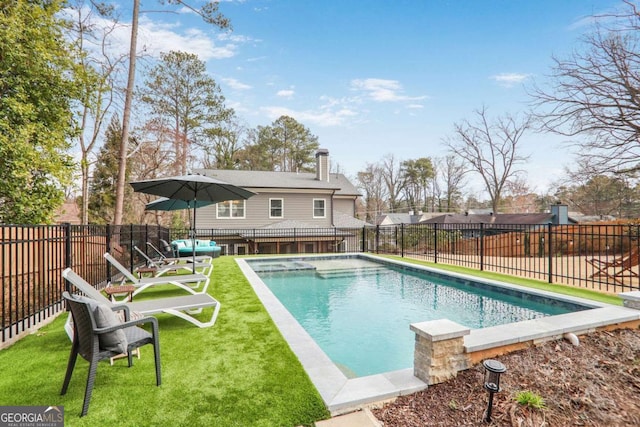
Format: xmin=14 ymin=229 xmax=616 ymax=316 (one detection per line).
xmin=192 ymin=195 xmax=197 ymax=271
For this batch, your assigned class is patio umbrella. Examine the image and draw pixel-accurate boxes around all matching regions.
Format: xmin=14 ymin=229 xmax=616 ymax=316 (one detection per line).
xmin=131 ymin=174 xmax=256 ymax=264
xmin=145 ymin=197 xmax=215 ymax=212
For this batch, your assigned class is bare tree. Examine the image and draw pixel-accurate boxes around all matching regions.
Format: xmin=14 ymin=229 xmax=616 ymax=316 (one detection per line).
xmin=530 ymin=1 xmax=640 ymax=174
xmin=113 ymin=1 xmax=230 ymax=226
xmin=381 ymin=154 xmax=405 ymax=212
xmin=357 ymin=163 xmax=387 ymax=223
xmin=436 ymin=155 xmax=467 ymax=212
xmin=444 ymin=107 xmax=531 ymax=213
xmin=68 ymin=2 xmax=126 ymax=223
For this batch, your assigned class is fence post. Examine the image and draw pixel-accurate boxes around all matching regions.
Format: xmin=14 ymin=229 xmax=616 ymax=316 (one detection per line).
xmin=129 ymin=224 xmax=135 ymax=272
xmin=547 ymin=223 xmax=553 ymax=283
xmin=63 ymin=223 xmax=72 ymax=295
xmin=376 ymin=225 xmax=380 ymax=254
xmin=434 ymin=223 xmax=438 ymax=263
xmin=64 ymin=222 xmax=72 ymax=269
xmin=401 ymin=223 xmax=405 ymax=258
xmin=105 ymin=224 xmax=112 ymax=283
xmin=362 ymin=226 xmax=366 ymax=253
xmin=480 ymin=223 xmax=485 ymax=271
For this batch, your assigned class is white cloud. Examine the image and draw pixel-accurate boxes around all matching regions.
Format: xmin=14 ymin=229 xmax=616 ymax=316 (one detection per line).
xmin=350 ymin=78 xmax=427 ymax=102
xmin=276 ymin=89 xmax=295 ymax=99
xmin=222 ymin=77 xmax=252 ymax=90
xmin=136 ymin=17 xmax=238 ymax=60
xmin=261 ymin=103 xmax=359 ymax=127
xmin=67 ymin=10 xmax=251 ymax=62
xmin=490 ymin=73 xmax=531 ymax=87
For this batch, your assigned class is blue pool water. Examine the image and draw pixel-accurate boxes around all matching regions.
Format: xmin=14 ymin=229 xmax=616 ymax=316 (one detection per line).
xmin=248 ymin=257 xmax=590 ymax=378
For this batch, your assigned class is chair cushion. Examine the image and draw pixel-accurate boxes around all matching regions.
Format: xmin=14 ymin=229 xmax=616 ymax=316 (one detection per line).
xmin=94 ymin=304 xmax=128 ymax=354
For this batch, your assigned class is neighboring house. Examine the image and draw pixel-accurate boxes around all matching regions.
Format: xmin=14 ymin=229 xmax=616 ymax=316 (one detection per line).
xmin=193 ymin=149 xmax=367 ymax=255
xmin=376 ymin=211 xmax=452 ymax=225
xmin=54 ymin=199 xmax=81 ymax=225
xmin=420 ymin=204 xmax=575 ymax=238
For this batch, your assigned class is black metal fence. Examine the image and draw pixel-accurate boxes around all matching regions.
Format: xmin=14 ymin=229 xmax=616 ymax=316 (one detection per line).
xmin=2 ymin=222 xmax=639 ymax=347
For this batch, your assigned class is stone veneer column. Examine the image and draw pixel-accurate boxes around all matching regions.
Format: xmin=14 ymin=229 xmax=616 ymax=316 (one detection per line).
xmin=620 ymin=291 xmax=640 ymax=309
xmin=410 ymin=319 xmax=471 ymax=385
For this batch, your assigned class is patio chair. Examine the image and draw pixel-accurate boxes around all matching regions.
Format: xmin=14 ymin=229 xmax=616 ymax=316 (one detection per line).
xmin=61 ymin=291 xmax=161 ymax=417
xmin=147 ymin=241 xmax=212 ymax=264
xmin=587 ymin=247 xmax=640 ymax=283
xmin=63 ymin=267 xmax=221 ymax=329
xmin=134 ymin=246 xmax=212 ymax=276
xmin=103 ymin=253 xmax=210 ymax=299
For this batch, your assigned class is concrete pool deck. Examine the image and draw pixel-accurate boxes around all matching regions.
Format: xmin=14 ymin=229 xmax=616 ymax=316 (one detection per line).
xmin=236 ymin=254 xmax=640 ymax=416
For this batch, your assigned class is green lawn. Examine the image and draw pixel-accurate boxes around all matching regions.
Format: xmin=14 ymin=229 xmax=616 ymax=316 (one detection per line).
xmin=0 ymin=256 xmax=329 ymax=426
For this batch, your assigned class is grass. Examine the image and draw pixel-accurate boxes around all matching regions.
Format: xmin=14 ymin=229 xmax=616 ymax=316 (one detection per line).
xmin=0 ymin=256 xmax=329 ymax=426
xmin=381 ymin=255 xmax=624 ymax=306
xmin=514 ymin=390 xmax=546 ymax=410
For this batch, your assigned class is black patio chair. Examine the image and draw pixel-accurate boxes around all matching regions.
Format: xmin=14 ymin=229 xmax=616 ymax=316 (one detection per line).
xmin=61 ymin=291 xmax=161 ymax=417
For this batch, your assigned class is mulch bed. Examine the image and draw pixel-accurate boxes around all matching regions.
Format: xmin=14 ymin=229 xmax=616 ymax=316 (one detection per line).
xmin=372 ymin=328 xmax=640 ymax=426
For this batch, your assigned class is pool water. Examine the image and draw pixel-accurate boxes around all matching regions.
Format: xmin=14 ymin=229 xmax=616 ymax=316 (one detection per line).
xmin=249 ymin=258 xmax=589 ymax=377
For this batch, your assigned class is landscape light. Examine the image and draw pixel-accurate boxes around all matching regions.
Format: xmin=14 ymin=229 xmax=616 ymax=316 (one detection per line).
xmin=482 ymin=359 xmax=506 ymax=423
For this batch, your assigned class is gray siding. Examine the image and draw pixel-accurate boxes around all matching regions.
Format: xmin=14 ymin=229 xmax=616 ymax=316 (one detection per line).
xmin=196 ymin=190 xmax=335 ymax=228
xmin=334 ymin=197 xmax=355 ymax=216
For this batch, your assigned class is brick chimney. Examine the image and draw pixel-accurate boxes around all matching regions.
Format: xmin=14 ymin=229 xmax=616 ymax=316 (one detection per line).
xmin=315 ymin=149 xmax=329 ymax=182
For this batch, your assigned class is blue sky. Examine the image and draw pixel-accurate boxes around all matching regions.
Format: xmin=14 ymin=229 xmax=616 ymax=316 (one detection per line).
xmin=108 ymin=0 xmax=622 ymax=198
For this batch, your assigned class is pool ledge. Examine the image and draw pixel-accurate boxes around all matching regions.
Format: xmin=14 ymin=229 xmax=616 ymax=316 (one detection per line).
xmin=464 ymin=305 xmax=640 ymax=353
xmin=236 ymin=258 xmax=428 ymax=415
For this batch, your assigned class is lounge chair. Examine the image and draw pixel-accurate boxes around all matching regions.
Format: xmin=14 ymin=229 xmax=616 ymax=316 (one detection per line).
xmin=587 ymin=247 xmax=640 ymax=283
xmin=147 ymin=241 xmax=212 ymax=264
xmin=63 ymin=267 xmax=221 ymax=329
xmin=134 ymin=246 xmax=212 ymax=276
xmin=103 ymin=252 xmax=209 ymax=299
xmin=61 ymin=291 xmax=161 ymax=417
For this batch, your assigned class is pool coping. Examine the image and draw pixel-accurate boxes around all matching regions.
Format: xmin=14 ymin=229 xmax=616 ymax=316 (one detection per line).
xmin=236 ymin=253 xmax=640 ymax=415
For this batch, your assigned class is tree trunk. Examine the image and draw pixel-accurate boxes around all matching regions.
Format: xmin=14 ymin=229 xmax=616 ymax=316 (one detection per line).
xmin=113 ymin=0 xmax=139 ymax=226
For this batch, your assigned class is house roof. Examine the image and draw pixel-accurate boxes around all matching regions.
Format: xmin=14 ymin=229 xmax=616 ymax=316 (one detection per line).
xmin=195 ymin=169 xmax=361 ymax=197
xmin=55 ymin=200 xmax=81 ymax=224
xmin=334 ymin=212 xmax=372 ymax=228
xmin=376 ymin=212 xmax=449 ymax=225
xmin=421 ymin=213 xmax=555 ymax=225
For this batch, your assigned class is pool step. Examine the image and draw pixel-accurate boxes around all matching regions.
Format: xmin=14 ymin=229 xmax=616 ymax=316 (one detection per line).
xmin=315 ymin=267 xmax=391 ymax=279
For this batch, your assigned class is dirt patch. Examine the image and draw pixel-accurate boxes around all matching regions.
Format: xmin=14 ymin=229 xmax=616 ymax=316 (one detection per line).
xmin=372 ymin=328 xmax=640 ymax=426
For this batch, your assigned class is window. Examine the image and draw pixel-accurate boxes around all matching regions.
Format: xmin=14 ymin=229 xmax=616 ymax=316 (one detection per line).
xmin=313 ymin=199 xmax=326 ymax=218
xmin=269 ymin=198 xmax=283 ymax=218
xmin=217 ymin=200 xmax=246 ymax=218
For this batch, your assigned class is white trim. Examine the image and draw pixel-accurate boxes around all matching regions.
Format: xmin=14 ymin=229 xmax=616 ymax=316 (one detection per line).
xmin=216 ymin=200 xmax=246 ymax=219
xmin=269 ymin=198 xmax=284 ymax=219
xmin=313 ymin=198 xmax=326 ymax=218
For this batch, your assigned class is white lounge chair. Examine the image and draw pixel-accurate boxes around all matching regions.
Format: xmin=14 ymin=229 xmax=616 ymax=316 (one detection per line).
xmin=134 ymin=246 xmax=212 ymax=276
xmin=63 ymin=267 xmax=220 ymax=329
xmin=103 ymin=252 xmax=209 ymax=299
xmin=148 ymin=240 xmax=212 ymax=264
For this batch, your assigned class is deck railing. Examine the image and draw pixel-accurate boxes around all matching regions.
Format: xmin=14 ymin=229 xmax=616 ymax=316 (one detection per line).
xmin=2 ymin=222 xmax=638 ymax=347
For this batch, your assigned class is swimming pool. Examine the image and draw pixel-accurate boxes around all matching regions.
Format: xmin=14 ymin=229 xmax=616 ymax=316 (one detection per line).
xmin=246 ymin=256 xmax=591 ymax=377
xmin=238 ymin=254 xmax=630 ymax=413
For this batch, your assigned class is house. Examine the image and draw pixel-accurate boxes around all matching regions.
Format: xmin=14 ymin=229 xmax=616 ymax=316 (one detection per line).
xmin=376 ymin=211 xmax=452 ymax=225
xmin=54 ymin=199 xmax=81 ymax=225
xmin=420 ymin=204 xmax=576 ymax=238
xmin=193 ymin=149 xmax=367 ymax=255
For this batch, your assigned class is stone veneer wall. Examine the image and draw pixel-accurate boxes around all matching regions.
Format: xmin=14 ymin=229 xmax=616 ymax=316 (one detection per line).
xmin=411 ymin=315 xmax=640 ymax=386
